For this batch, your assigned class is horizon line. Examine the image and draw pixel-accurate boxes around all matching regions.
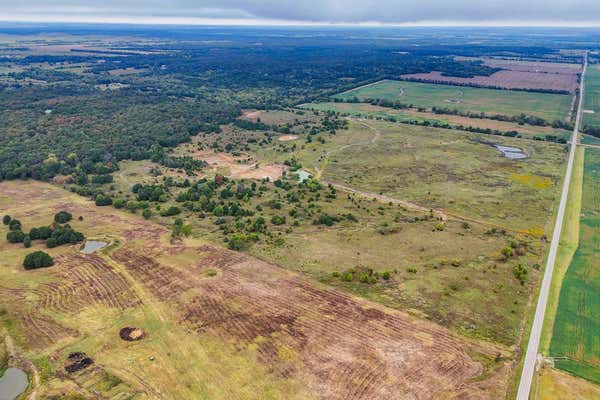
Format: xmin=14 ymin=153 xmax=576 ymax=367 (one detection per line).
xmin=1 ymin=16 xmax=600 ymax=28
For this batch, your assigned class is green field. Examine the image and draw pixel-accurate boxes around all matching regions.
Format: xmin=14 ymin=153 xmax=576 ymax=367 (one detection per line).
xmin=583 ymin=66 xmax=600 ymax=127
xmin=301 ymin=102 xmax=571 ymax=141
xmin=334 ymin=80 xmax=573 ymax=122
xmin=549 ymin=147 xmax=600 ymax=383
xmin=312 ymin=119 xmax=565 ymax=232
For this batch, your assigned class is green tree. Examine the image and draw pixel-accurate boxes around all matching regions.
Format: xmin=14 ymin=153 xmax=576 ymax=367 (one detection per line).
xmin=54 ymin=211 xmax=73 ymax=224
xmin=23 ymin=235 xmax=31 ymax=248
xmin=23 ymin=251 xmax=54 ymax=270
xmin=7 ymin=230 xmax=25 ymax=243
xmin=2 ymin=215 xmax=10 ymax=225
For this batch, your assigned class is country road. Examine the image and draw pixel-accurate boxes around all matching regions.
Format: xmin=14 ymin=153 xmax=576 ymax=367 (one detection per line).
xmin=516 ymin=53 xmax=587 ymax=400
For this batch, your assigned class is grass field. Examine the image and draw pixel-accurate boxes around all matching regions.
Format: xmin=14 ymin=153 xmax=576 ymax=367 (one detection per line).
xmin=306 ymin=119 xmax=565 ymax=232
xmin=540 ymin=148 xmax=584 ymax=354
xmin=0 ymin=180 xmax=516 ymax=399
xmin=301 ymin=102 xmax=571 ymax=141
xmin=333 ymin=80 xmax=573 ymax=122
xmin=537 ymin=367 xmax=600 ymax=400
xmin=583 ymin=65 xmax=600 ymax=127
xmin=548 ymin=147 xmax=600 ymax=383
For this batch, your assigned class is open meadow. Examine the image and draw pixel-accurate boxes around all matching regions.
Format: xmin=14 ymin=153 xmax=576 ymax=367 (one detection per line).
xmin=301 ymin=102 xmax=572 ymax=141
xmin=299 ymin=119 xmax=566 ymax=233
xmin=333 ymin=80 xmax=573 ymax=122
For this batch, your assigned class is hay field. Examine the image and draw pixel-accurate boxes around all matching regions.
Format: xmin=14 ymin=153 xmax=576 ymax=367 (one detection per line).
xmin=334 ymin=80 xmax=573 ymax=122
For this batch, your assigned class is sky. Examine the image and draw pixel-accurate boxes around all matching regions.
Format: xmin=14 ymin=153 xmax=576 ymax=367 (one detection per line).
xmin=2 ymin=0 xmax=600 ymax=26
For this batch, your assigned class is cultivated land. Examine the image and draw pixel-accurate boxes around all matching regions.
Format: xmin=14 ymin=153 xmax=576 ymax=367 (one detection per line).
xmin=333 ymin=80 xmax=573 ymax=122
xmin=583 ymin=65 xmax=600 ymax=127
xmin=0 ymin=180 xmax=513 ymax=399
xmin=301 ymin=102 xmax=571 ymax=141
xmin=400 ymin=57 xmax=581 ymax=93
xmin=548 ymin=148 xmax=600 ymax=383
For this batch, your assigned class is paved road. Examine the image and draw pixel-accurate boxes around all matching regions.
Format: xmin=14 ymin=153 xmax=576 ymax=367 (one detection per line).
xmin=516 ymin=54 xmax=587 ymax=400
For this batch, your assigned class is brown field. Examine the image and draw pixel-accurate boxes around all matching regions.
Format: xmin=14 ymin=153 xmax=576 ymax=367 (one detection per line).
xmin=400 ymin=70 xmax=578 ymax=93
xmin=179 ymin=145 xmax=287 ymax=180
xmin=0 ymin=180 xmax=513 ymax=399
xmin=278 ymin=134 xmax=299 ymax=142
xmin=241 ymin=109 xmax=263 ymax=122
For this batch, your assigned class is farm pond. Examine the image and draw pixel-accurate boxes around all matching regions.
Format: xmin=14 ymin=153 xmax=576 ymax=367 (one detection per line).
xmin=495 ymin=145 xmax=528 ymax=159
xmin=81 ymin=240 xmax=107 ymax=254
xmin=0 ymin=368 xmax=28 ymax=400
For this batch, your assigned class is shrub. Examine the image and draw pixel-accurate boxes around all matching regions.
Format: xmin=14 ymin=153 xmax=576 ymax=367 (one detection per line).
xmin=2 ymin=215 xmax=10 ymax=225
xmin=160 ymin=206 xmax=181 ymax=217
xmin=341 ymin=272 xmax=353 ymax=282
xmin=270 ymin=215 xmax=286 ymax=225
xmin=8 ymin=219 xmax=21 ymax=231
xmin=513 ymin=264 xmax=528 ymax=285
xmin=228 ymin=233 xmax=249 ymax=251
xmin=7 ymin=230 xmax=25 ymax=243
xmin=113 ymin=199 xmax=126 ymax=209
xmin=54 ymin=211 xmax=73 ymax=224
xmin=95 ymin=194 xmax=113 ymax=206
xmin=142 ymin=209 xmax=152 ymax=220
xmin=382 ymin=271 xmax=391 ymax=280
xmin=29 ymin=226 xmax=52 ymax=240
xmin=23 ymin=251 xmax=54 ymax=270
xmin=406 ymin=267 xmax=417 ymax=273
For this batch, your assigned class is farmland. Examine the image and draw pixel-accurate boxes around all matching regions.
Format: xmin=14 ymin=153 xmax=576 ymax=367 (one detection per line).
xmin=0 ymin=180 xmax=513 ymax=399
xmin=400 ymin=58 xmax=581 ymax=93
xmin=333 ymin=80 xmax=573 ymax=122
xmin=583 ymin=65 xmax=600 ymax=127
xmin=548 ymin=147 xmax=600 ymax=383
xmin=301 ymin=102 xmax=571 ymax=141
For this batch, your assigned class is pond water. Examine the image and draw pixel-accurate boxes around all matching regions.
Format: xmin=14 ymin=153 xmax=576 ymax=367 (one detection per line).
xmin=295 ymin=170 xmax=312 ymax=182
xmin=81 ymin=240 xmax=107 ymax=254
xmin=495 ymin=145 xmax=528 ymax=159
xmin=0 ymin=368 xmax=28 ymax=400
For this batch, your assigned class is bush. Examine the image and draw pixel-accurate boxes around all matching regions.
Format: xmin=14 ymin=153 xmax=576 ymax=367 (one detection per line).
xmin=113 ymin=199 xmax=126 ymax=209
xmin=2 ymin=215 xmax=10 ymax=225
xmin=23 ymin=251 xmax=54 ymax=270
xmin=8 ymin=219 xmax=21 ymax=231
xmin=142 ymin=209 xmax=152 ymax=220
xmin=160 ymin=206 xmax=181 ymax=217
xmin=7 ymin=230 xmax=25 ymax=243
xmin=382 ymin=271 xmax=391 ymax=280
xmin=23 ymin=235 xmax=31 ymax=248
xmin=54 ymin=211 xmax=73 ymax=224
xmin=270 ymin=215 xmax=286 ymax=225
xmin=46 ymin=226 xmax=84 ymax=248
xmin=228 ymin=233 xmax=249 ymax=251
xmin=29 ymin=226 xmax=52 ymax=240
xmin=95 ymin=194 xmax=113 ymax=206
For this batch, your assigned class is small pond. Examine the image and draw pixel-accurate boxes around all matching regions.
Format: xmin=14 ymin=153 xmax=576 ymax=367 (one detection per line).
xmin=295 ymin=170 xmax=312 ymax=182
xmin=495 ymin=145 xmax=528 ymax=159
xmin=81 ymin=240 xmax=107 ymax=254
xmin=0 ymin=368 xmax=28 ymax=400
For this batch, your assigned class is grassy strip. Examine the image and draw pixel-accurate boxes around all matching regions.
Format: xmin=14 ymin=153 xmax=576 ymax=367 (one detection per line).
xmin=539 ymin=147 xmax=585 ymax=353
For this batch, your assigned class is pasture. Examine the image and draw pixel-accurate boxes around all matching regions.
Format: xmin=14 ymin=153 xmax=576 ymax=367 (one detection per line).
xmin=0 ymin=180 xmax=514 ymax=399
xmin=583 ymin=65 xmax=600 ymax=127
xmin=334 ymin=80 xmax=573 ymax=122
xmin=301 ymin=102 xmax=571 ymax=141
xmin=549 ymin=148 xmax=600 ymax=383
xmin=314 ymin=120 xmax=565 ymax=232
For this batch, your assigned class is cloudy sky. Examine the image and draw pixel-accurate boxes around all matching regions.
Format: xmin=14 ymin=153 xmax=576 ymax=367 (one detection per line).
xmin=2 ymin=0 xmax=600 ymax=26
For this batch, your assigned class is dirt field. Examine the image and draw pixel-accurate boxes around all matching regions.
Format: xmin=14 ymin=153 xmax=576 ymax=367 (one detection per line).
xmin=0 ymin=180 xmax=513 ymax=399
xmin=400 ymin=70 xmax=578 ymax=93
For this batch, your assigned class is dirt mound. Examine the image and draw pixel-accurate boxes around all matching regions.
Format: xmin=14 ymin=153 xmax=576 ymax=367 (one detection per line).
xmin=65 ymin=352 xmax=94 ymax=374
xmin=119 ymin=327 xmax=146 ymax=341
